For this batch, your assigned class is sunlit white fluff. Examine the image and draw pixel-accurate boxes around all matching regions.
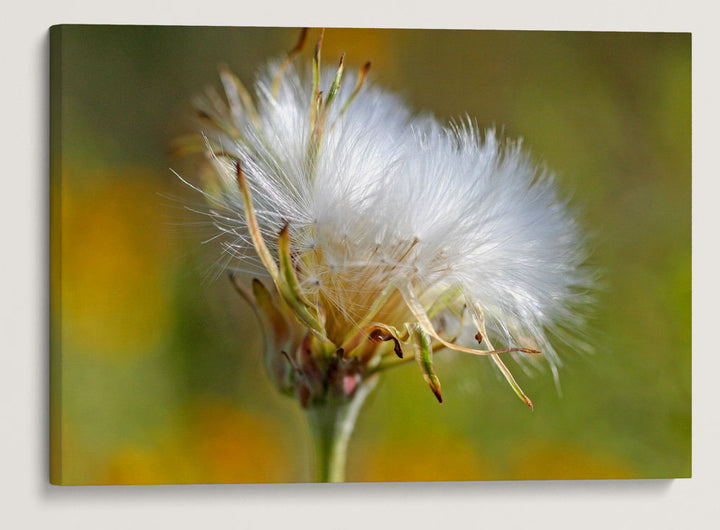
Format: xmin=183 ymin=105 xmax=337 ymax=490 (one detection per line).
xmin=185 ymin=53 xmax=592 ymax=405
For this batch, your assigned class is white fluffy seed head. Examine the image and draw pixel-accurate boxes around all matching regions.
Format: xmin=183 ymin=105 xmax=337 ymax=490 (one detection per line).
xmin=185 ymin=54 xmax=593 ymax=399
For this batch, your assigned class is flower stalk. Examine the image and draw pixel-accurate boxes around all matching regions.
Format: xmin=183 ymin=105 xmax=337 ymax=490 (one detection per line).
xmin=306 ymin=375 xmax=377 ymax=483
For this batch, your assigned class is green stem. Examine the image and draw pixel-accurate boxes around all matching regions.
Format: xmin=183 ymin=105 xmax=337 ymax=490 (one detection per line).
xmin=305 ymin=376 xmax=377 ymax=483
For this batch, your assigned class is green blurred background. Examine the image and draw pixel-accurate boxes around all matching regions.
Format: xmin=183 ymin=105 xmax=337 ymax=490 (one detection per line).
xmin=50 ymin=26 xmax=690 ymax=484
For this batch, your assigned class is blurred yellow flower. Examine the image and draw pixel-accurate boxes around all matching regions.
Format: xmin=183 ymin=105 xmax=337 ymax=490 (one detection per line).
xmin=60 ymin=172 xmax=174 ymax=359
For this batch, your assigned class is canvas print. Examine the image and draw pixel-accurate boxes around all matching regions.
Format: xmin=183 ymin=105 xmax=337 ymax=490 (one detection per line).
xmin=49 ymin=26 xmax=691 ymax=484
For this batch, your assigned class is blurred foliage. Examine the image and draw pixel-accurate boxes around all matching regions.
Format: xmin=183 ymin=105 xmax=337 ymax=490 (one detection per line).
xmin=51 ymin=26 xmax=690 ymax=484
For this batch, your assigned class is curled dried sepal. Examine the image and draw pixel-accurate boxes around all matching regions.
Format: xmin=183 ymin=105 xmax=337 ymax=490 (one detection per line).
xmin=367 ymin=325 xmax=404 ymax=359
xmin=341 ymin=319 xmax=403 ymax=352
xmin=411 ymin=325 xmax=443 ymax=403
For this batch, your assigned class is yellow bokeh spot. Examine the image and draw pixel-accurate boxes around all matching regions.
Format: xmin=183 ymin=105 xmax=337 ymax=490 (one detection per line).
xmin=508 ymin=442 xmax=635 ymax=480
xmin=101 ymin=399 xmax=292 ymax=485
xmin=58 ymin=170 xmax=174 ymax=359
xmin=349 ymin=433 xmax=495 ymax=482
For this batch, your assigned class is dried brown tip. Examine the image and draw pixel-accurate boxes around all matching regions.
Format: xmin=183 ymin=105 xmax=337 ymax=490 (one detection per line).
xmin=392 ymin=340 xmax=404 ymax=359
xmin=272 ymin=28 xmax=311 ymax=98
xmin=474 ymin=332 xmax=483 ymax=343
xmin=369 ymin=328 xmax=404 ymax=359
xmin=289 ymin=28 xmax=309 ymax=59
xmin=314 ymin=28 xmax=326 ymax=59
xmin=359 ymin=61 xmax=372 ymax=82
xmin=431 ymin=386 xmax=443 ymax=404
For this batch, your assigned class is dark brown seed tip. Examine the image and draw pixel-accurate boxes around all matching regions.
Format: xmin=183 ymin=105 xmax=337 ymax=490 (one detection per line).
xmin=393 ymin=340 xmax=404 ymax=359
xmin=474 ymin=332 xmax=483 ymax=343
xmin=292 ymin=28 xmax=309 ymax=55
xmin=432 ymin=387 xmax=443 ymax=403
